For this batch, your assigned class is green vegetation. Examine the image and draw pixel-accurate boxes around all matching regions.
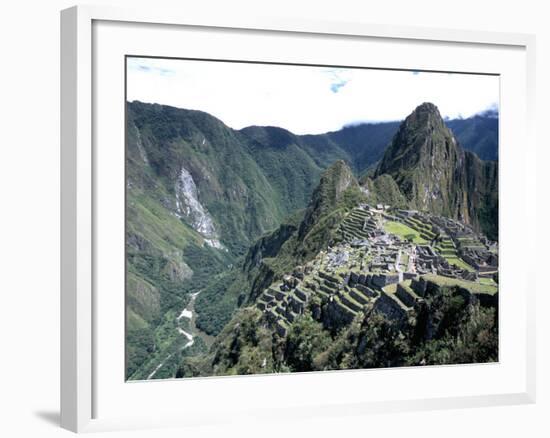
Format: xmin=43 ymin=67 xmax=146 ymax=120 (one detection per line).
xmin=399 ymin=253 xmax=409 ymax=269
xmin=382 ymin=283 xmax=398 ymax=294
xmin=190 ymin=307 xmax=279 ymax=376
xmin=432 ymin=236 xmax=476 ymax=272
xmin=360 ymin=174 xmax=408 ymax=208
xmin=205 ymin=281 xmax=497 ymax=376
xmin=129 ymin=101 xmax=321 ymax=257
xmin=406 ymin=288 xmax=498 ymax=365
xmin=423 ymin=274 xmax=498 ymax=295
xmin=126 ymin=327 xmax=155 ymax=378
xmin=129 ymin=308 xmax=207 ymax=381
xmin=444 ymin=256 xmax=475 ymax=272
xmin=194 ymin=268 xmax=247 ymax=336
xmin=478 ymin=277 xmax=497 ymax=287
xmin=383 ymin=221 xmax=427 ymax=244
xmin=285 ymin=315 xmax=332 ymax=372
xmin=126 ymin=179 xmax=232 ymax=378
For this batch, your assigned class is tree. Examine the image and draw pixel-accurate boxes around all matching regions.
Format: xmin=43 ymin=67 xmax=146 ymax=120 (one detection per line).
xmin=285 ymin=315 xmax=331 ymax=372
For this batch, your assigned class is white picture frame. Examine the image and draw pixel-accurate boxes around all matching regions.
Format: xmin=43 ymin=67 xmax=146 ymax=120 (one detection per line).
xmin=60 ymin=4 xmax=537 ymax=433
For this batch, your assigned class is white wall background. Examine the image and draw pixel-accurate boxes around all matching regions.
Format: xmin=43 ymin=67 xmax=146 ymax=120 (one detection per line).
xmin=0 ymin=1 xmax=547 ymax=437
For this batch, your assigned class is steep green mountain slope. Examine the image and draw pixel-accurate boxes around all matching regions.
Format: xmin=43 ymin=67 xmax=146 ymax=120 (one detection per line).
xmin=129 ymin=102 xmax=296 ymax=256
xmin=375 ymin=103 xmax=498 ymax=240
xmin=239 ymin=126 xmax=325 ymax=214
xmin=126 ymin=116 xmax=234 ymax=377
xmin=360 ymin=173 xmax=409 ymax=208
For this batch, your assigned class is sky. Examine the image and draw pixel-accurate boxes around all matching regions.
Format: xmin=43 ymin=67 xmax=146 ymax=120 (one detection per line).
xmin=126 ymin=57 xmax=499 ymax=135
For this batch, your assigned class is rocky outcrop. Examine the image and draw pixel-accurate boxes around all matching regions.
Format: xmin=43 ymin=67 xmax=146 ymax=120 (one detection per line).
xmin=175 ymin=165 xmax=223 ymax=248
xmin=161 ymin=256 xmax=193 ymax=283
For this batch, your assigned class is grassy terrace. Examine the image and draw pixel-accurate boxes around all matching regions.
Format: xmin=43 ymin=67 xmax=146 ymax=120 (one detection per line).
xmin=436 ymin=239 xmax=455 ymax=254
xmin=443 ymin=255 xmax=476 ymax=272
xmin=406 ymin=217 xmax=436 ymax=238
xmin=399 ymin=253 xmax=409 ymax=269
xmin=479 ymin=277 xmax=498 ymax=286
xmin=382 ymin=279 xmax=413 ymax=295
xmin=456 ymin=237 xmax=485 ymax=249
xmin=382 ymin=283 xmax=398 ymax=294
xmin=383 ymin=221 xmax=427 ymax=244
xmin=433 ymin=236 xmax=476 ymax=272
xmin=423 ymin=274 xmax=498 ymax=295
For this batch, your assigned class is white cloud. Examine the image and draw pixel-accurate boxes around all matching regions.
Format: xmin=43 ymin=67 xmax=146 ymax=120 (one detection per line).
xmin=127 ymin=57 xmax=499 ymax=135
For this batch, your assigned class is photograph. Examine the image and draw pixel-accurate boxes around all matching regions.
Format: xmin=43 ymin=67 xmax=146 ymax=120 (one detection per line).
xmin=125 ymin=57 xmax=499 ymax=381
xmin=1 ymin=0 xmax=545 ymax=435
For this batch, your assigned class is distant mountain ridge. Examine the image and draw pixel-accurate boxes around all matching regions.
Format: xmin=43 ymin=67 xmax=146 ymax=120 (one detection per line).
xmin=243 ymin=109 xmax=498 ymax=163
xmin=446 ymin=111 xmax=499 ymax=161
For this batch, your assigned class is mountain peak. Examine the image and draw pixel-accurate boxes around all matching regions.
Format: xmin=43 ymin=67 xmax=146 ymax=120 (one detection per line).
xmin=297 ymin=160 xmax=357 ymax=240
xmin=240 ymin=125 xmax=297 ymax=149
xmin=371 ymin=102 xmax=497 ymax=239
xmin=404 ymin=102 xmax=446 ymax=132
xmin=374 ymin=102 xmax=463 ymax=216
xmin=327 ymin=159 xmax=350 ymax=172
xmin=376 ymin=102 xmax=457 ymax=177
xmin=319 ymin=160 xmax=357 ymax=194
xmin=316 ymin=160 xmax=356 ymax=203
xmin=414 ymin=101 xmax=440 ymax=113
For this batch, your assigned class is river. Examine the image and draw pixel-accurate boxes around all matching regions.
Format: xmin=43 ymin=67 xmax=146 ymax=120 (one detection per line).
xmin=147 ymin=290 xmax=213 ymax=379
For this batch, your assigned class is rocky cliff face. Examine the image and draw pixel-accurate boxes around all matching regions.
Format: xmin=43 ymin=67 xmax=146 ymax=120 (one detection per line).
xmin=375 ymin=103 xmax=498 ymax=240
xmin=174 ymin=165 xmax=222 ymax=248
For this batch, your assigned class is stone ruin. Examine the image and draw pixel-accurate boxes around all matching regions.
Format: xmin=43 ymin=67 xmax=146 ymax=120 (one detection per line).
xmin=255 ymin=204 xmax=498 ymax=336
xmin=459 ymin=246 xmax=498 ymax=277
xmin=415 ymin=245 xmax=477 ymax=281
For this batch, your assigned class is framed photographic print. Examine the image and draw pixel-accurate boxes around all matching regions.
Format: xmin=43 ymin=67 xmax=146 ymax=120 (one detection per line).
xmin=61 ymin=5 xmax=537 ymax=433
